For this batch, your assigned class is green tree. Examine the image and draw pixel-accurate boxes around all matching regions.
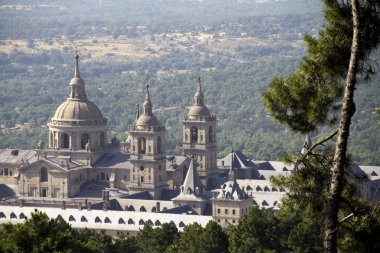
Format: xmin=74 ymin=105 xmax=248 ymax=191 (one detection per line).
xmin=228 ymin=206 xmax=281 ymax=253
xmin=262 ymin=1 xmax=380 ymax=252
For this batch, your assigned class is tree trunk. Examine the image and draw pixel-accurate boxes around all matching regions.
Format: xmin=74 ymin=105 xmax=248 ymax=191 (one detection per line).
xmin=323 ymin=0 xmax=360 ymax=252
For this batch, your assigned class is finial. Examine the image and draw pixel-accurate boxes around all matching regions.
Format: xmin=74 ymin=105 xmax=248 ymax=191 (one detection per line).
xmin=145 ymin=84 xmax=150 ymax=101
xmin=136 ymin=103 xmax=140 ymax=120
xmin=74 ymin=54 xmax=80 ymax=77
xmin=197 ymin=76 xmax=202 ymax=92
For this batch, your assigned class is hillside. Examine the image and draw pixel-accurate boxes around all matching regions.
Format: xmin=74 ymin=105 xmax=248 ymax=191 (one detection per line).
xmin=0 ymin=0 xmax=379 ymax=165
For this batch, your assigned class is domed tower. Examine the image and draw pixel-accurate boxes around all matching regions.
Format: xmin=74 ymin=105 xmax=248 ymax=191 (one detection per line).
xmin=182 ymin=77 xmax=217 ymax=188
xmin=129 ymin=84 xmax=166 ymax=199
xmin=47 ymin=55 xmax=108 ymax=165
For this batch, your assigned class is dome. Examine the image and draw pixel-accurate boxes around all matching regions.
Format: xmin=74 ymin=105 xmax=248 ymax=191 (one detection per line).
xmin=51 ymin=99 xmax=105 ymax=124
xmin=188 ymin=104 xmax=210 ymax=119
xmin=136 ymin=114 xmax=160 ymax=128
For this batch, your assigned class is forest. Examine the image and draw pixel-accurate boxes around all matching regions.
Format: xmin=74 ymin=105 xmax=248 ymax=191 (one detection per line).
xmin=0 ymin=0 xmax=379 ymax=166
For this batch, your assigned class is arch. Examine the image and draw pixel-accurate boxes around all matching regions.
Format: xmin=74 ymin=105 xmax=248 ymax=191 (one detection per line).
xmin=104 ymin=217 xmax=111 ymax=223
xmin=95 ymin=217 xmax=102 ymax=223
xmin=100 ymin=132 xmax=105 ymax=147
xmin=81 ymin=216 xmax=88 ymax=222
xmin=139 ymin=219 xmax=144 ymax=225
xmin=179 ymin=221 xmax=185 ymax=227
xmin=10 ymin=212 xmax=16 ymax=219
xmin=128 ymin=218 xmax=134 ymax=225
xmin=69 ymin=215 xmax=76 ymax=222
xmin=138 ymin=137 xmax=146 ymax=154
xmin=157 ymin=136 xmax=162 ymax=153
xmin=151 ymin=207 xmax=157 ymax=212
xmin=208 ymin=126 xmax=213 ymax=142
xmin=191 ymin=126 xmax=198 ymax=143
xmin=140 ymin=206 xmax=146 ymax=212
xmin=118 ymin=218 xmax=125 ymax=224
xmin=40 ymin=167 xmax=48 ymax=182
xmin=81 ymin=133 xmax=90 ymax=149
xmin=61 ymin=133 xmax=69 ymax=148
xmin=19 ymin=213 xmax=25 ymax=219
xmin=155 ymin=220 xmax=161 ymax=226
xmin=4 ymin=168 xmax=8 ymax=176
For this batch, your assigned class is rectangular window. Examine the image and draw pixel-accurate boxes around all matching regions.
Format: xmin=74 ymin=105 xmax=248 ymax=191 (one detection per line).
xmin=140 ymin=176 xmax=144 ymax=183
xmin=217 ymin=209 xmax=221 ymax=214
xmin=225 ymin=209 xmax=228 ymax=214
xmin=217 ymin=219 xmax=220 ymax=222
xmin=232 ymin=220 xmax=236 ymax=224
xmin=233 ymin=209 xmax=236 ymax=215
xmin=41 ymin=188 xmax=48 ymax=197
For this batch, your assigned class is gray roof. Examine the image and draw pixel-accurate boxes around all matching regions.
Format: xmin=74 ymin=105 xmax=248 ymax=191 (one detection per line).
xmin=93 ymin=152 xmax=131 ymax=169
xmin=0 ymin=149 xmax=38 ymax=165
xmin=218 ymin=150 xmax=255 ymax=169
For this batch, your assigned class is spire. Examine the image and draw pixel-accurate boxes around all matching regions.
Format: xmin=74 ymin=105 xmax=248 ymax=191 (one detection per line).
xmin=74 ymin=54 xmax=80 ymax=77
xmin=69 ymin=54 xmax=86 ymax=99
xmin=143 ymin=84 xmax=153 ymax=115
xmin=194 ymin=76 xmax=204 ymax=105
xmin=228 ymin=150 xmax=236 ymax=181
xmin=182 ymin=155 xmax=203 ymax=197
xmin=301 ymin=134 xmax=313 ymax=156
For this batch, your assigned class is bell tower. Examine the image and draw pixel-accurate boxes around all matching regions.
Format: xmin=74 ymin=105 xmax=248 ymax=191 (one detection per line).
xmin=182 ymin=77 xmax=217 ymax=188
xmin=129 ymin=85 xmax=166 ymax=199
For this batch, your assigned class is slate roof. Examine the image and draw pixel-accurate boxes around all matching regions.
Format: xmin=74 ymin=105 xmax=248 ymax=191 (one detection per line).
xmin=93 ymin=152 xmax=131 ymax=169
xmin=217 ymin=150 xmax=255 ymax=169
xmin=0 ymin=149 xmax=38 ymax=165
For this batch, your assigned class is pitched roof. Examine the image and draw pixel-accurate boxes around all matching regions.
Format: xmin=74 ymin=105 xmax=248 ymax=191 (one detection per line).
xmin=218 ymin=150 xmax=255 ymax=169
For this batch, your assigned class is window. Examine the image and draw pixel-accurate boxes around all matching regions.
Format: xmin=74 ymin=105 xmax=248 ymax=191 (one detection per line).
xmin=232 ymin=209 xmax=236 ymax=215
xmin=100 ymin=132 xmax=105 ymax=147
xmin=128 ymin=218 xmax=134 ymax=225
xmin=104 ymin=217 xmax=111 ymax=223
xmin=179 ymin=221 xmax=185 ymax=227
xmin=41 ymin=188 xmax=48 ymax=197
xmin=57 ymin=215 xmax=63 ymax=220
xmin=19 ymin=213 xmax=25 ymax=219
xmin=0 ymin=212 xmax=6 ymax=218
xmin=157 ymin=136 xmax=162 ymax=153
xmin=81 ymin=216 xmax=88 ymax=222
xmin=140 ymin=166 xmax=145 ymax=171
xmin=148 ymin=145 xmax=151 ymax=153
xmin=118 ymin=218 xmax=125 ymax=224
xmin=217 ymin=219 xmax=220 ymax=223
xmin=140 ymin=176 xmax=144 ymax=183
xmin=191 ymin=126 xmax=198 ymax=143
xmin=139 ymin=219 xmax=144 ymax=225
xmin=232 ymin=220 xmax=236 ymax=224
xmin=217 ymin=209 xmax=221 ymax=214
xmin=10 ymin=212 xmax=16 ymax=219
xmin=140 ymin=206 xmax=146 ymax=212
xmin=151 ymin=207 xmax=157 ymax=212
xmin=95 ymin=217 xmax=102 ymax=223
xmin=147 ymin=220 xmax=153 ymax=226
xmin=209 ymin=126 xmax=213 ymax=142
xmin=225 ymin=209 xmax=228 ymax=214
xmin=40 ymin=167 xmax=48 ymax=182
xmin=138 ymin=137 xmax=146 ymax=154
xmin=61 ymin=133 xmax=69 ymax=148
xmin=81 ymin=133 xmax=90 ymax=149
xmin=155 ymin=220 xmax=161 ymax=226
xmin=69 ymin=215 xmax=75 ymax=222
xmin=4 ymin=168 xmax=9 ymax=176
xmin=101 ymin=172 xmax=105 ymax=180
xmin=158 ymin=165 xmax=162 ymax=171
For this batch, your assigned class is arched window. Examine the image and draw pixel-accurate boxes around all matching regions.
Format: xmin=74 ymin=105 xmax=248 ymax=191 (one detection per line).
xmin=157 ymin=136 xmax=162 ymax=153
xmin=19 ymin=213 xmax=25 ymax=219
xmin=151 ymin=207 xmax=157 ymax=212
xmin=100 ymin=132 xmax=105 ymax=147
xmin=191 ymin=126 xmax=198 ymax=143
xmin=155 ymin=220 xmax=161 ymax=226
xmin=118 ymin=218 xmax=125 ymax=224
xmin=140 ymin=206 xmax=146 ymax=212
xmin=61 ymin=133 xmax=69 ymax=148
xmin=81 ymin=216 xmax=88 ymax=222
xmin=128 ymin=218 xmax=134 ymax=224
xmin=0 ymin=212 xmax=6 ymax=218
xmin=127 ymin=206 xmax=135 ymax=211
xmin=95 ymin=217 xmax=102 ymax=223
xmin=147 ymin=219 xmax=153 ymax=226
xmin=139 ymin=219 xmax=144 ymax=225
xmin=10 ymin=212 xmax=16 ymax=219
xmin=209 ymin=126 xmax=213 ymax=142
xmin=40 ymin=167 xmax=48 ymax=182
xmin=81 ymin=133 xmax=90 ymax=149
xmin=179 ymin=221 xmax=185 ymax=227
xmin=69 ymin=215 xmax=76 ymax=222
xmin=138 ymin=137 xmax=146 ymax=154
xmin=104 ymin=217 xmax=111 ymax=223
xmin=57 ymin=215 xmax=63 ymax=220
